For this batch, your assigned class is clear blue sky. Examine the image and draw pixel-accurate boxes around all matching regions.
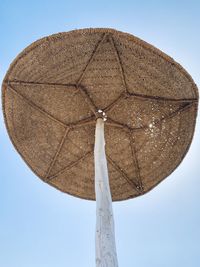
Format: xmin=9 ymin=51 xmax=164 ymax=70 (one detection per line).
xmin=1 ymin=1 xmax=200 ymax=267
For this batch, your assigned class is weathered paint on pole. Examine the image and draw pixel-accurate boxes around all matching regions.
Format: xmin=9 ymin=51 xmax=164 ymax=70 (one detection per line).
xmin=94 ymin=118 xmax=119 ymax=267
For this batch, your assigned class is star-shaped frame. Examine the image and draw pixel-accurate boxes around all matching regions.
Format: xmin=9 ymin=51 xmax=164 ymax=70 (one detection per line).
xmin=2 ymin=28 xmax=198 ymax=201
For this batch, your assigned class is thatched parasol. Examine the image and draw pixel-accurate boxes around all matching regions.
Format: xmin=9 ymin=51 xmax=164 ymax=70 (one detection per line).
xmin=2 ymin=28 xmax=198 ymax=266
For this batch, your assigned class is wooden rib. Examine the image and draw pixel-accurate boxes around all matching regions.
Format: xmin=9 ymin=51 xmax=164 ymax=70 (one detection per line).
xmin=107 ymin=155 xmax=142 ymax=193
xmin=12 ymin=79 xmax=197 ymax=105
xmin=128 ymin=92 xmax=198 ymax=103
xmin=154 ymin=102 xmax=194 ymax=125
xmin=75 ymin=33 xmax=110 ymax=117
xmin=69 ymin=115 xmax=96 ymax=128
xmin=76 ymin=84 xmax=98 ymax=116
xmin=44 ymin=127 xmax=70 ymax=180
xmin=109 ymin=36 xmax=128 ymax=93
xmin=7 ymin=80 xmax=77 ymax=89
xmin=132 ymin=103 xmax=195 ymax=132
xmin=129 ymin=132 xmax=143 ymax=191
xmin=76 ymin=33 xmax=109 ymax=85
xmin=47 ymin=150 xmax=93 ymax=180
xmin=8 ymin=84 xmax=95 ymax=129
xmin=106 ymin=103 xmax=195 ymax=133
xmin=7 ymin=85 xmax=67 ymax=128
xmin=104 ymin=91 xmax=127 ymax=113
xmin=106 ymin=117 xmax=131 ymax=132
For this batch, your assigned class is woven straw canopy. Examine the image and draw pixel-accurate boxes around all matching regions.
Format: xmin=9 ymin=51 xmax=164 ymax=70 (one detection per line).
xmin=2 ymin=28 xmax=198 ymax=201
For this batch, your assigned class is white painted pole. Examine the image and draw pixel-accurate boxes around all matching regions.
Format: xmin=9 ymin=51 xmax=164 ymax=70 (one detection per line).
xmin=94 ymin=118 xmax=119 ymax=267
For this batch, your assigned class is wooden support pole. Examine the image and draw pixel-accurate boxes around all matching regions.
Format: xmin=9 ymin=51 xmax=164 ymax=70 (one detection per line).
xmin=94 ymin=118 xmax=119 ymax=267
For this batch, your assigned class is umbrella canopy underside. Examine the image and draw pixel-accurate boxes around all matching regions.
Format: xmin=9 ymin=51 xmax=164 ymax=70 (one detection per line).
xmin=2 ymin=28 xmax=198 ymax=201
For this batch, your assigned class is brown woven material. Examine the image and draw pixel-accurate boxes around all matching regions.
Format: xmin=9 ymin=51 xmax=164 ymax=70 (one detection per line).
xmin=2 ymin=28 xmax=198 ymax=201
